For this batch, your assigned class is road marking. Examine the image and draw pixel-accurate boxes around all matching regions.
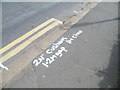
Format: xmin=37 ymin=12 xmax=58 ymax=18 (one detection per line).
xmin=33 ymin=30 xmax=83 ymax=67
xmin=0 ymin=21 xmax=60 ymax=63
xmin=0 ymin=18 xmax=58 ymax=55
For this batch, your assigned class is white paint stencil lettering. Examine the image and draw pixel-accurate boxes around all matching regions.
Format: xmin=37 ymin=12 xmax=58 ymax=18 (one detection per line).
xmin=33 ymin=30 xmax=83 ymax=67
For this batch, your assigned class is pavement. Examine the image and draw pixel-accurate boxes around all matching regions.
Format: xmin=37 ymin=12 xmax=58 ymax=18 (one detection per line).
xmin=1 ymin=2 xmax=119 ymax=88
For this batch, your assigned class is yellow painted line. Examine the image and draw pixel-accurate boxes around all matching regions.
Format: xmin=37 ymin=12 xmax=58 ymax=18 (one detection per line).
xmin=0 ymin=22 xmax=59 ymax=63
xmin=0 ymin=18 xmax=57 ymax=55
xmin=54 ymin=19 xmax=63 ymax=24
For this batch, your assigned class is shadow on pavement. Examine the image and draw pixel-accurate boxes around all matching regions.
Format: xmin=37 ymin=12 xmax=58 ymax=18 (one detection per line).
xmin=71 ymin=17 xmax=119 ymax=88
xmin=95 ymin=19 xmax=119 ymax=88
xmin=95 ymin=42 xmax=118 ymax=88
xmin=71 ymin=17 xmax=120 ymax=28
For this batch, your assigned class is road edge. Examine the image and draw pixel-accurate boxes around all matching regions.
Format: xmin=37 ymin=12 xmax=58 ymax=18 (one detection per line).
xmin=2 ymin=1 xmax=102 ymax=88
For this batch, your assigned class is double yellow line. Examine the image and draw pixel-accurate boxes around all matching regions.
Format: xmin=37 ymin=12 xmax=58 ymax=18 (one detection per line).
xmin=0 ymin=18 xmax=62 ymax=63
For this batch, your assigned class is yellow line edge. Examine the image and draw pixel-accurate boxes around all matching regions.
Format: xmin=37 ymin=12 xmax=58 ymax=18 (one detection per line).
xmin=0 ymin=22 xmax=60 ymax=63
xmin=0 ymin=18 xmax=57 ymax=55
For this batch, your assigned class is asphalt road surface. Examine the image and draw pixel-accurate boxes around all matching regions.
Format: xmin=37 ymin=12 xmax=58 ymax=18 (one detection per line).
xmin=2 ymin=2 xmax=87 ymax=47
xmin=5 ymin=2 xmax=118 ymax=88
xmin=1 ymin=2 xmax=93 ymax=72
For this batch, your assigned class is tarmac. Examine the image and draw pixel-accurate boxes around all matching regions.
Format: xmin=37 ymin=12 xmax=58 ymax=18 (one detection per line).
xmin=1 ymin=2 xmax=119 ymax=88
